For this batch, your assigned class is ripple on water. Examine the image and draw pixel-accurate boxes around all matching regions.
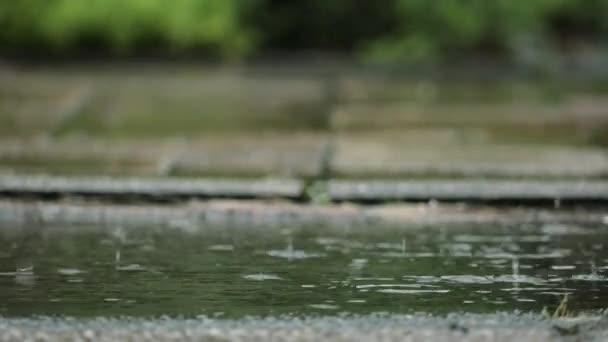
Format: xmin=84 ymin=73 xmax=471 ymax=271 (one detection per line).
xmin=478 ymin=251 xmax=569 ymax=259
xmin=57 ymin=268 xmax=85 ymax=276
xmin=207 ymin=245 xmax=234 ymax=252
xmin=377 ymin=289 xmax=450 ymax=294
xmin=356 ymin=284 xmax=437 ymax=289
xmin=1 ymin=220 xmax=607 ymax=317
xmin=541 ymin=224 xmax=593 ymax=235
xmin=66 ymin=278 xmax=84 ymax=283
xmin=242 ymin=273 xmax=283 ymax=281
xmin=440 ymin=275 xmax=493 ymax=284
xmin=453 ymin=235 xmax=550 ymax=243
xmin=266 ymin=250 xmax=325 ymax=259
xmin=376 ymin=252 xmax=436 ymax=258
xmin=551 ymin=265 xmax=576 ymax=270
xmin=347 ymin=299 xmax=366 ymax=303
xmin=571 ymin=274 xmax=608 ymax=281
xmin=491 ymin=275 xmax=545 ymax=284
xmin=115 ymin=264 xmax=146 ymax=272
xmin=500 ymin=287 xmax=554 ymax=292
xmin=353 ymin=277 xmax=394 ymax=281
xmin=308 ymin=304 xmax=339 ymax=310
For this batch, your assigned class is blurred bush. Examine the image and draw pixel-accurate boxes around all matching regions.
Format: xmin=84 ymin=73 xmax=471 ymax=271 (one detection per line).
xmin=0 ymin=0 xmax=254 ymax=58
xmin=363 ymin=0 xmax=608 ymax=63
xmin=1 ymin=0 xmax=607 ymax=62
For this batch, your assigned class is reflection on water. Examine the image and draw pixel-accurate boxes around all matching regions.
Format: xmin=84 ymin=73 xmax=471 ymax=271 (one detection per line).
xmin=0 ymin=222 xmax=607 ymax=318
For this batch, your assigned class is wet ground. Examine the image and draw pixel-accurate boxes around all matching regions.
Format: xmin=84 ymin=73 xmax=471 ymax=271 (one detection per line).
xmin=1 ymin=221 xmax=607 ymax=318
xmin=2 ymin=62 xmax=608 ymax=340
xmin=3 ymin=313 xmax=608 ymax=342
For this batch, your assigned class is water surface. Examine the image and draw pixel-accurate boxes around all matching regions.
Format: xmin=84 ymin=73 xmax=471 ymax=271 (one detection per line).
xmin=0 ymin=222 xmax=607 ymax=317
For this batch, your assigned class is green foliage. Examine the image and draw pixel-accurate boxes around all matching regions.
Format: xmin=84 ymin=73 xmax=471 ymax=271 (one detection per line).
xmin=1 ymin=0 xmax=608 ymax=61
xmin=0 ymin=0 xmax=254 ymax=57
xmin=361 ymin=0 xmax=578 ymax=63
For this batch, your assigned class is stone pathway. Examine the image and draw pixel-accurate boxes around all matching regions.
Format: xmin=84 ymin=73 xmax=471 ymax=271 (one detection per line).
xmin=2 ymin=63 xmax=608 ymax=181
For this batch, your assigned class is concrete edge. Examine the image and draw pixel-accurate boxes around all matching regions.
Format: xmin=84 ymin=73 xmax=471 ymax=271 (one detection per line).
xmin=1 ymin=175 xmax=608 ymax=204
xmin=0 ymin=200 xmax=606 ymax=227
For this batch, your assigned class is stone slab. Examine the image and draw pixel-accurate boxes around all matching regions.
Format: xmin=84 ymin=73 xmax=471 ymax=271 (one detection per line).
xmin=332 ymin=132 xmax=608 ymax=178
xmin=0 ymin=175 xmax=303 ymax=199
xmin=328 ymin=179 xmax=608 ymax=202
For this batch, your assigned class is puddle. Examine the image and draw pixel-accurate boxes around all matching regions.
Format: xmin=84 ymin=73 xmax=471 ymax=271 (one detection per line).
xmin=0 ymin=222 xmax=607 ymax=318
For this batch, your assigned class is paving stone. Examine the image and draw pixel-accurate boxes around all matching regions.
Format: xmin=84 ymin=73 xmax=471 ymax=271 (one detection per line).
xmin=328 ymin=179 xmax=608 ymax=201
xmin=0 ymin=175 xmax=304 ymax=199
xmin=170 ymin=134 xmax=329 ymax=178
xmin=0 ymin=135 xmax=328 ymax=178
xmin=331 ymin=99 xmax=608 ymax=130
xmin=332 ymin=132 xmax=608 ymax=178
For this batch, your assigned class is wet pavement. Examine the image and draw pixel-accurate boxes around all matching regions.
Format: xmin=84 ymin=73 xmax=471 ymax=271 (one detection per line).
xmin=1 ymin=221 xmax=607 ymax=318
xmin=2 ymin=63 xmax=608 ymax=340
xmin=3 ymin=313 xmax=608 ymax=342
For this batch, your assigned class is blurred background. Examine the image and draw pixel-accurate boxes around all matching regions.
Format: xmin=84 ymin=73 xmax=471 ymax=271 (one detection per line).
xmin=1 ymin=0 xmax=608 ymax=180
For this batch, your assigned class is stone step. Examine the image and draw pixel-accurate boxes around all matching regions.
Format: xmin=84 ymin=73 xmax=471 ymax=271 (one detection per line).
xmin=1 ymin=175 xmax=608 ymax=204
xmin=0 ymin=175 xmax=303 ymax=199
xmin=328 ymin=179 xmax=608 ymax=202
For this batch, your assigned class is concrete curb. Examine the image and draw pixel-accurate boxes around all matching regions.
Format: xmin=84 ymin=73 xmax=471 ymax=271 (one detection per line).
xmin=328 ymin=180 xmax=608 ymax=202
xmin=0 ymin=175 xmax=303 ymax=199
xmin=0 ymin=200 xmax=605 ymax=227
xmin=1 ymin=175 xmax=608 ymax=204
